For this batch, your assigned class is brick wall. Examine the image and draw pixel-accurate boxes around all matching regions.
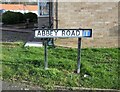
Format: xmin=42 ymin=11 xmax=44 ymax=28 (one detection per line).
xmin=54 ymin=2 xmax=119 ymax=48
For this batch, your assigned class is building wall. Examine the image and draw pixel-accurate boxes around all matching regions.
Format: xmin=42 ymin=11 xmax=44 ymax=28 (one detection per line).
xmin=54 ymin=2 xmax=118 ymax=48
xmin=38 ymin=17 xmax=49 ymax=28
xmin=1 ymin=4 xmax=38 ymax=15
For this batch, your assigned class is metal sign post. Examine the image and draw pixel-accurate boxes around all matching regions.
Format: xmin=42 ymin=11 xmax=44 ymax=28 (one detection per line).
xmin=44 ymin=39 xmax=48 ymax=70
xmin=77 ymin=38 xmax=81 ymax=74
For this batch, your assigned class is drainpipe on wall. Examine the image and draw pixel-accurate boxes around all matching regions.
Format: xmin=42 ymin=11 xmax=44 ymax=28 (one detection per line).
xmin=56 ymin=0 xmax=58 ymax=29
xmin=48 ymin=1 xmax=55 ymax=46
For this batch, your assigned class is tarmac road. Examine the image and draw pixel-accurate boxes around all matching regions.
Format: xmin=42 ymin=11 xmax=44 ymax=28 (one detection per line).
xmin=1 ymin=27 xmax=32 ymax=42
xmin=1 ymin=27 xmax=43 ymax=43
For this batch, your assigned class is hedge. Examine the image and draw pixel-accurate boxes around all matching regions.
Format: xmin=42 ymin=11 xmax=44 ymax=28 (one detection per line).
xmin=24 ymin=12 xmax=37 ymax=22
xmin=2 ymin=11 xmax=37 ymax=24
xmin=2 ymin=11 xmax=24 ymax=24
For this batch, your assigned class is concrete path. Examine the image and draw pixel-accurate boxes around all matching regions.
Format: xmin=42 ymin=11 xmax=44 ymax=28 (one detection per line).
xmin=1 ymin=81 xmax=43 ymax=91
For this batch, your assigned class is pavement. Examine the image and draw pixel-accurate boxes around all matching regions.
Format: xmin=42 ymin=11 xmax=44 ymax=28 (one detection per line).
xmin=2 ymin=81 xmax=42 ymax=91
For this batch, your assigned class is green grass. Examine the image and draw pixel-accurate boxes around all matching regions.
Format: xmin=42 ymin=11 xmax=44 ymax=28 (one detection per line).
xmin=1 ymin=43 xmax=120 ymax=90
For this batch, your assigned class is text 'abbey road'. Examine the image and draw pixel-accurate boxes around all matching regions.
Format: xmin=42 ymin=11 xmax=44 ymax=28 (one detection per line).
xmin=35 ymin=29 xmax=92 ymax=38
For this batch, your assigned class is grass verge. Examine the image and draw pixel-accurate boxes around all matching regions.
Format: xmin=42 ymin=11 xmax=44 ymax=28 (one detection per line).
xmin=1 ymin=43 xmax=120 ymax=90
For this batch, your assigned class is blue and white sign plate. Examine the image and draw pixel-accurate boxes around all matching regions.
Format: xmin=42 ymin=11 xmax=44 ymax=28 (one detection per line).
xmin=35 ymin=29 xmax=92 ymax=38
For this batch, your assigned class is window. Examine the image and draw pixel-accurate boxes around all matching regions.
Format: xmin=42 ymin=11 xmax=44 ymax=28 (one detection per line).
xmin=38 ymin=0 xmax=49 ymax=17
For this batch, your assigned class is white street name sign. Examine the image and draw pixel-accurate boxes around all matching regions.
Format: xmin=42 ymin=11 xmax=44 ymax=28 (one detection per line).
xmin=35 ymin=29 xmax=92 ymax=38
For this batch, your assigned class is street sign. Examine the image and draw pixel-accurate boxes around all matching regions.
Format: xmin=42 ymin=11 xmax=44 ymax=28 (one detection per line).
xmin=35 ymin=29 xmax=92 ymax=38
xmin=34 ymin=28 xmax=92 ymax=73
